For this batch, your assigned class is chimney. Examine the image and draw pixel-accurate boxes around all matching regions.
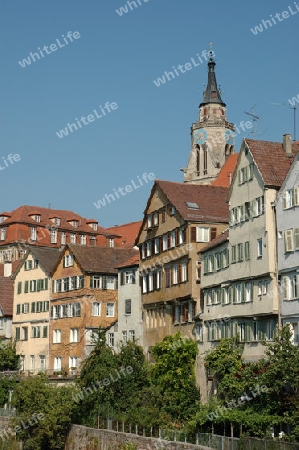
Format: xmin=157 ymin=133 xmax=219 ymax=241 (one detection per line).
xmin=283 ymin=134 xmax=292 ymax=155
xmin=4 ymin=262 xmax=12 ymax=277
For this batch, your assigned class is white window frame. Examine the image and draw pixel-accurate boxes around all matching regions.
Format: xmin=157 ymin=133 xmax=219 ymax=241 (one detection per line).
xmin=61 ymin=232 xmax=66 ymax=245
xmin=196 ymin=227 xmax=210 ymax=243
xmin=70 ymin=328 xmax=79 ymax=343
xmin=51 ymin=229 xmax=57 ymax=244
xmin=70 ymin=233 xmax=76 ymax=244
xmin=69 ymin=357 xmax=78 ymax=368
xmin=80 ymin=235 xmax=86 ymax=245
xmin=257 ymin=238 xmax=263 ymax=258
xmin=30 ymin=227 xmax=37 ymax=241
xmin=53 ymin=329 xmax=61 ymax=344
xmin=54 ymin=357 xmax=62 ymax=371
xmin=108 ymin=333 xmax=114 ymax=347
xmin=92 ymin=302 xmax=101 ymax=316
xmin=106 ymin=302 xmax=115 ymax=317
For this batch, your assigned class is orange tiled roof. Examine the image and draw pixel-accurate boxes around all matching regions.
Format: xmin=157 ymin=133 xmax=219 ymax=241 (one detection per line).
xmin=155 ymin=180 xmax=229 ymax=223
xmin=0 ymin=277 xmax=14 ymax=316
xmin=0 ymin=205 xmax=110 ymax=237
xmin=245 ymin=139 xmax=299 ymax=188
xmin=115 ymin=253 xmax=140 ymax=269
xmin=200 ymin=228 xmax=229 ymax=253
xmin=64 ymin=244 xmax=139 ymax=274
xmin=211 ymin=154 xmax=239 ymax=187
xmin=0 ymin=260 xmax=22 ymax=277
xmin=106 ymin=221 xmax=142 ymax=247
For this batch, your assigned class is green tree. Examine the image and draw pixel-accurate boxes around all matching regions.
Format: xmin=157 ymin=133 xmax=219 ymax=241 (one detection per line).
xmin=151 ymin=332 xmax=200 ymax=425
xmin=12 ymin=374 xmax=76 ymax=450
xmin=0 ymin=340 xmax=19 ymax=408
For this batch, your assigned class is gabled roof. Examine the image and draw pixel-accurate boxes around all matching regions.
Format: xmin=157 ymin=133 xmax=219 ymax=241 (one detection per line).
xmin=12 ymin=246 xmax=61 ymax=279
xmin=275 ymin=150 xmax=299 ymax=204
xmin=0 ymin=277 xmax=14 ymax=316
xmin=211 ymin=154 xmax=239 ymax=187
xmin=61 ymin=245 xmax=138 ymax=274
xmin=115 ymin=253 xmax=140 ymax=269
xmin=200 ymin=229 xmax=229 ymax=253
xmin=0 ymin=205 xmax=111 ymax=237
xmin=106 ymin=221 xmax=142 ymax=247
xmin=244 ymin=139 xmax=299 ymax=188
xmin=155 ymin=180 xmax=229 ymax=222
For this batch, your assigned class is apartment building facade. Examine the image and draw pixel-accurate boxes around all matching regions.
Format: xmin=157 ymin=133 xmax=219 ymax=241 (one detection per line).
xmin=135 ymin=179 xmax=230 ymax=356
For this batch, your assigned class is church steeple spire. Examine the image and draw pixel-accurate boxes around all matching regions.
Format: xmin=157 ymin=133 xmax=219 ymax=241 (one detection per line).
xmin=200 ymin=46 xmax=225 ymax=108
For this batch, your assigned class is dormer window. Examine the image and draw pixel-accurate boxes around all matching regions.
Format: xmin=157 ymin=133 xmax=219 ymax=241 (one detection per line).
xmin=147 ymin=215 xmax=152 ymax=229
xmin=34 ymin=215 xmax=41 ymax=223
xmin=51 ymin=217 xmax=61 ymax=226
xmin=69 ymin=220 xmax=78 ymax=228
xmin=88 ymin=222 xmax=98 ymax=231
xmin=211 ymin=91 xmax=216 ymax=98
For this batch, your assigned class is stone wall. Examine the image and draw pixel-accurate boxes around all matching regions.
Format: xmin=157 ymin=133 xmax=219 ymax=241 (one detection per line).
xmin=65 ymin=425 xmax=213 ymax=450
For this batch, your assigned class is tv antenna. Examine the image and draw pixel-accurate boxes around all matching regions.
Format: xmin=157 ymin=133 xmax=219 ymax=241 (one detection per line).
xmin=244 ymin=104 xmax=260 ymax=135
xmin=270 ymin=102 xmax=297 ymax=141
xmin=244 ymin=104 xmax=266 ymax=137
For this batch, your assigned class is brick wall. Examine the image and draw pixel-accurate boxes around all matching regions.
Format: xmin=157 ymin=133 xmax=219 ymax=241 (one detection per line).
xmin=65 ymin=425 xmax=213 ymax=450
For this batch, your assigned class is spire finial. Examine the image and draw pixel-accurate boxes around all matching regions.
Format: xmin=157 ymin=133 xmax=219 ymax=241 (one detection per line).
xmin=209 ymin=42 xmax=214 ymax=61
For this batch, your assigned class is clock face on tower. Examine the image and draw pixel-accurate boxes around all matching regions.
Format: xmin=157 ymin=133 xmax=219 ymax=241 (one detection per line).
xmin=225 ymin=130 xmax=235 ymax=145
xmin=194 ymin=128 xmax=207 ymax=144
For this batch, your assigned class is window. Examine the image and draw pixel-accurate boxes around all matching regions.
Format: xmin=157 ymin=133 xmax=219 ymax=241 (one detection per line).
xmin=90 ymin=275 xmax=100 ymax=289
xmin=179 ymin=228 xmax=185 ymax=245
xmin=237 ymin=243 xmax=243 ymax=261
xmin=80 ymin=235 xmax=86 ymax=245
xmin=108 ymin=333 xmax=114 ymax=347
xmin=63 ymin=254 xmax=74 ymax=267
xmin=284 ymin=229 xmax=299 ymax=252
xmin=162 ymin=234 xmax=168 ymax=251
xmin=245 ymin=282 xmax=252 ymax=302
xmin=106 ymin=276 xmax=116 ymax=290
xmin=0 ymin=228 xmax=6 ymax=241
xmin=25 ymin=260 xmax=32 ymax=270
xmin=106 ymin=303 xmax=115 ymax=317
xmin=92 ymin=302 xmax=101 ymax=316
xmin=69 ymin=357 xmax=78 ymax=368
xmin=161 ymin=208 xmax=166 ymax=223
xmin=153 ymin=212 xmax=159 ymax=226
xmin=108 ymin=238 xmax=114 ymax=248
xmin=54 ymin=357 xmax=62 ymax=371
xmin=165 ymin=267 xmax=171 ymax=287
xmin=125 ymin=299 xmax=131 ymax=315
xmin=170 ymin=231 xmax=176 ymax=248
xmin=147 ymin=215 xmax=152 ymax=229
xmin=51 ymin=230 xmax=57 ymax=244
xmin=257 ymin=238 xmax=263 ymax=257
xmin=222 ymin=287 xmax=229 ymax=305
xmin=173 ymin=265 xmax=178 ymax=284
xmin=129 ymin=330 xmax=135 ymax=341
xmin=39 ymin=355 xmax=46 ymax=372
xmin=245 ymin=241 xmax=250 ymax=260
xmin=235 ymin=284 xmax=242 ymax=303
xmin=174 ymin=305 xmax=180 ymax=323
xmin=30 ymin=356 xmax=35 ymax=371
xmin=21 ymin=327 xmax=28 ymax=341
xmin=30 ymin=227 xmax=37 ymax=241
xmin=70 ymin=233 xmax=76 ymax=244
xmin=154 ymin=238 xmax=160 ymax=254
xmin=191 ymin=226 xmax=209 ymax=242
xmin=283 ymin=189 xmax=294 ymax=209
xmin=122 ymin=331 xmax=127 ymax=343
xmin=148 ymin=273 xmax=154 ymax=291
xmin=23 ymin=303 xmax=29 ymax=314
xmin=70 ymin=329 xmax=79 ymax=343
xmin=142 ymin=275 xmax=147 ymax=294
xmin=31 ymin=326 xmax=41 ymax=338
xmin=53 ymin=330 xmax=61 ymax=343
xmin=181 ymin=262 xmax=187 ymax=282
xmin=51 ymin=306 xmax=58 ymax=319
xmin=29 ymin=280 xmax=36 ymax=292
xmin=61 ymin=232 xmax=66 ymax=245
xmin=231 ymin=245 xmax=236 ymax=263
xmin=125 ymin=271 xmax=135 ymax=284
xmin=283 ymin=275 xmax=299 ymax=300
xmin=146 ymin=241 xmax=151 ymax=257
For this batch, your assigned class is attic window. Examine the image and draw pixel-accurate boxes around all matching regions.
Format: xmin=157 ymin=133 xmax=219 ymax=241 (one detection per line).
xmin=51 ymin=217 xmax=61 ymax=226
xmin=211 ymin=91 xmax=216 ymax=98
xmin=70 ymin=220 xmax=78 ymax=228
xmin=186 ymin=202 xmax=199 ymax=210
xmin=88 ymin=223 xmax=98 ymax=231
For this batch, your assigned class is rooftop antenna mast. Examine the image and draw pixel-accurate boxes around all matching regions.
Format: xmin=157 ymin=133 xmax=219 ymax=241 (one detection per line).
xmin=244 ymin=104 xmax=260 ymax=135
xmin=271 ymin=102 xmax=297 ymax=141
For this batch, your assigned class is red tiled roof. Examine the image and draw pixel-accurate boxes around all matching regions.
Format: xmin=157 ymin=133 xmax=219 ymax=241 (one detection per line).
xmin=245 ymin=139 xmax=299 ymax=188
xmin=64 ymin=244 xmax=139 ymax=274
xmin=211 ymin=154 xmax=239 ymax=187
xmin=106 ymin=221 xmax=142 ymax=247
xmin=200 ymin=228 xmax=229 ymax=253
xmin=115 ymin=253 xmax=140 ymax=269
xmin=155 ymin=180 xmax=229 ymax=223
xmin=0 ymin=277 xmax=14 ymax=316
xmin=0 ymin=205 xmax=110 ymax=237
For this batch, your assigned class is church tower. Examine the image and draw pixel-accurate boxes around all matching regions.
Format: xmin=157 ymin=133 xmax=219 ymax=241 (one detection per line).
xmin=182 ymin=48 xmax=235 ymax=184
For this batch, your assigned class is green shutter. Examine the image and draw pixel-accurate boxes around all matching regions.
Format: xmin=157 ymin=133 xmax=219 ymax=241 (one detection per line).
xmin=44 ymin=278 xmax=48 ymax=290
xmin=15 ymin=328 xmax=20 ymax=341
xmin=31 ymin=302 xmax=35 ymax=313
xmin=16 ymin=304 xmax=20 ymax=315
xmin=43 ymin=326 xmax=48 ymax=338
xmin=24 ymin=281 xmax=28 ymax=293
xmin=17 ymin=282 xmax=22 ymax=294
xmin=37 ymin=279 xmax=41 ymax=292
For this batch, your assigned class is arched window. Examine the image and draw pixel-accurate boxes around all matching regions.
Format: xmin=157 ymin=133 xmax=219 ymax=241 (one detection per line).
xmin=203 ymin=146 xmax=208 ymax=175
xmin=196 ymin=145 xmax=200 ymax=176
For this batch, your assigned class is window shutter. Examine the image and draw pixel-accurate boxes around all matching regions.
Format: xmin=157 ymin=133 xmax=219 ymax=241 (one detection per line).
xmin=24 ymin=281 xmax=28 ymax=293
xmin=283 ymin=192 xmax=287 ymax=209
xmin=167 ymin=233 xmax=171 ymax=248
xmin=211 ymin=228 xmax=217 ymax=241
xmin=102 ymin=276 xmax=107 ymax=289
xmin=184 ymin=304 xmax=189 ymax=322
xmin=191 ymin=227 xmax=196 ymax=242
xmin=284 ymin=229 xmax=294 ymax=252
xmin=295 ymin=187 xmax=299 ymax=206
xmin=120 ymin=272 xmax=125 ymax=286
xmin=172 ymin=306 xmax=176 ymax=323
xmin=37 ymin=279 xmax=41 ymax=292
xmin=283 ymin=277 xmax=288 ymax=300
xmin=21 ymin=304 xmax=24 ymax=313
xmin=175 ymin=229 xmax=179 ymax=246
xmin=16 ymin=304 xmax=20 ymax=315
xmin=294 ymin=228 xmax=299 ymax=250
xmin=31 ymin=302 xmax=35 ymax=313
xmin=238 ymin=169 xmax=241 ymax=184
xmin=17 ymin=282 xmax=22 ymax=294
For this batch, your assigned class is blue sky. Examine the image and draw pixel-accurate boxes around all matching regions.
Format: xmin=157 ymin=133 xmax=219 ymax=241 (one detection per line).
xmin=1 ymin=0 xmax=298 ymax=227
